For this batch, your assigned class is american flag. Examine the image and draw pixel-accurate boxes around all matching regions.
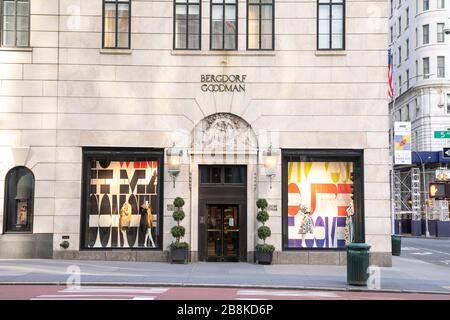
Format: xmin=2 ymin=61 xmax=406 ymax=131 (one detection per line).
xmin=388 ymin=48 xmax=394 ymax=99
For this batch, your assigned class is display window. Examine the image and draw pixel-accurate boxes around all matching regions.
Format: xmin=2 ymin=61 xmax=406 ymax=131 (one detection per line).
xmin=3 ymin=166 xmax=34 ymax=233
xmin=282 ymin=150 xmax=364 ymax=250
xmin=81 ymin=148 xmax=164 ymax=249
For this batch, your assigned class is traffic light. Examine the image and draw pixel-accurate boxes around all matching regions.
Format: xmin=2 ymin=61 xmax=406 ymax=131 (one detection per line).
xmin=429 ymin=182 xmax=446 ymax=200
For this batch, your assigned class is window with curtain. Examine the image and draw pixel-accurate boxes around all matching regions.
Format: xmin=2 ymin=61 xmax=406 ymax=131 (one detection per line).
xmin=423 ymin=0 xmax=429 ymax=10
xmin=174 ymin=0 xmax=201 ymax=49
xmin=437 ymin=56 xmax=445 ymax=78
xmin=211 ymin=0 xmax=237 ymax=50
xmin=422 ymin=24 xmax=429 ymax=44
xmin=103 ymin=0 xmax=130 ymax=49
xmin=317 ymin=0 xmax=345 ymax=50
xmin=437 ymin=23 xmax=445 ymax=43
xmin=4 ymin=166 xmax=34 ymax=233
xmin=247 ymin=0 xmax=274 ymax=50
xmin=423 ymin=57 xmax=430 ymax=79
xmin=438 ymin=0 xmax=445 ymax=8
xmin=0 ymin=0 xmax=29 ymax=47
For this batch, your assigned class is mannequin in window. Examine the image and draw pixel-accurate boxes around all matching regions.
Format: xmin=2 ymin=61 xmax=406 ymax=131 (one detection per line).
xmin=298 ymin=206 xmax=314 ymax=248
xmin=140 ymin=200 xmax=155 ymax=248
xmin=345 ymin=201 xmax=355 ymax=245
xmin=119 ymin=202 xmax=132 ymax=247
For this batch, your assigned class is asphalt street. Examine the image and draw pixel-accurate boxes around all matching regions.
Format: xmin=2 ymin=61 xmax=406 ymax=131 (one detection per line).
xmin=401 ymin=237 xmax=450 ymax=268
xmin=0 ymin=285 xmax=449 ymax=300
xmin=0 ymin=237 xmax=449 ymax=296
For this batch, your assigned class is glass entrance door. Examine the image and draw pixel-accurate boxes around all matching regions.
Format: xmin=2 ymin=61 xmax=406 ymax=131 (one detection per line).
xmin=207 ymin=205 xmax=239 ymax=261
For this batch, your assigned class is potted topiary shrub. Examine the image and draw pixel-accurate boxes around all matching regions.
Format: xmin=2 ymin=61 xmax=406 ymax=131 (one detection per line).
xmin=255 ymin=198 xmax=275 ymax=264
xmin=169 ymin=197 xmax=189 ymax=264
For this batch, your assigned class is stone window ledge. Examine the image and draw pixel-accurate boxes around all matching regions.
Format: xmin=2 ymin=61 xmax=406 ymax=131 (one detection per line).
xmin=0 ymin=47 xmax=32 ymax=52
xmin=171 ymin=50 xmax=276 ymax=57
xmin=100 ymin=48 xmax=132 ymax=55
xmin=315 ymin=50 xmax=347 ymax=56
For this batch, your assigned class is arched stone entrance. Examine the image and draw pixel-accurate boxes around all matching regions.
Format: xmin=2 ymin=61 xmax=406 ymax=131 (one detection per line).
xmin=189 ymin=113 xmax=259 ymax=262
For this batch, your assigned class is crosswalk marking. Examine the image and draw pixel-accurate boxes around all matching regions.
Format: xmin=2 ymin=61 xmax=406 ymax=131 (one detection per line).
xmin=402 ymin=247 xmax=420 ymax=251
xmin=62 ymin=287 xmax=168 ymax=294
xmin=237 ymin=290 xmax=339 ymax=298
xmin=31 ymin=287 xmax=166 ymax=300
xmin=410 ymin=252 xmax=433 ymax=255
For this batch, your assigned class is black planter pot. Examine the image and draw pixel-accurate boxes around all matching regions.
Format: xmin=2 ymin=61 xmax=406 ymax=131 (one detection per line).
xmin=169 ymin=247 xmax=189 ymax=264
xmin=255 ymin=250 xmax=273 ymax=265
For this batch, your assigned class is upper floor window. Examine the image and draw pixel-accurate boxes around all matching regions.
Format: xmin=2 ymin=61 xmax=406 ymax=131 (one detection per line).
xmin=317 ymin=0 xmax=345 ymax=50
xmin=398 ymin=17 xmax=401 ymax=36
xmin=406 ymin=7 xmax=409 ymax=27
xmin=390 ymin=26 xmax=393 ymax=43
xmin=0 ymin=0 xmax=29 ymax=47
xmin=423 ymin=0 xmax=429 ymax=10
xmin=174 ymin=0 xmax=201 ymax=49
xmin=210 ymin=0 xmax=238 ymax=50
xmin=404 ymin=104 xmax=410 ymax=121
xmin=247 ymin=0 xmax=274 ymax=50
xmin=415 ymin=27 xmax=418 ymax=47
xmin=390 ymin=0 xmax=393 ymax=15
xmin=398 ymin=46 xmax=402 ymax=64
xmin=438 ymin=0 xmax=445 ymax=8
xmin=103 ymin=0 xmax=131 ymax=49
xmin=415 ymin=98 xmax=420 ymax=117
xmin=423 ymin=57 xmax=430 ymax=79
xmin=406 ymin=38 xmax=409 ymax=58
xmin=437 ymin=23 xmax=445 ymax=43
xmin=406 ymin=69 xmax=410 ymax=88
xmin=447 ymin=94 xmax=450 ymax=113
xmin=398 ymin=75 xmax=402 ymax=94
xmin=422 ymin=24 xmax=429 ymax=45
xmin=437 ymin=56 xmax=445 ymax=78
xmin=3 ymin=166 xmax=34 ymax=233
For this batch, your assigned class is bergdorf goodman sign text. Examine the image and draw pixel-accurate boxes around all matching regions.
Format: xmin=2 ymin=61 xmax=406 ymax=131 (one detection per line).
xmin=201 ymin=74 xmax=246 ymax=92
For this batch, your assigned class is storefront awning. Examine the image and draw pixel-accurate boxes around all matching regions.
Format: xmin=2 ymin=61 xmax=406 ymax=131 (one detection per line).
xmin=412 ymin=151 xmax=450 ymax=164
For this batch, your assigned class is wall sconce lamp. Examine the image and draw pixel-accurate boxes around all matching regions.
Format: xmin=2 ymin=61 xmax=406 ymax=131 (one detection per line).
xmin=263 ymin=145 xmax=279 ymax=189
xmin=167 ymin=144 xmax=183 ymax=188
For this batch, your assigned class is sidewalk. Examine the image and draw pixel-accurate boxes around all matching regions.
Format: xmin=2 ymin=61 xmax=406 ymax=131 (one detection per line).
xmin=0 ymin=256 xmax=449 ymax=294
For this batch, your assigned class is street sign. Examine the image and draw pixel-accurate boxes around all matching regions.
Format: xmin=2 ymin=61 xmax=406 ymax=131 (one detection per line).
xmin=394 ymin=122 xmax=412 ymax=165
xmin=436 ymin=169 xmax=450 ymax=181
xmin=434 ymin=131 xmax=450 ymax=139
xmin=443 ymin=148 xmax=450 ymax=159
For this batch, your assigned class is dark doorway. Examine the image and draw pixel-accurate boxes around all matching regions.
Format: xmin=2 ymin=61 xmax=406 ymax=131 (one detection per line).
xmin=206 ymin=204 xmax=239 ymax=261
xmin=198 ymin=165 xmax=247 ymax=262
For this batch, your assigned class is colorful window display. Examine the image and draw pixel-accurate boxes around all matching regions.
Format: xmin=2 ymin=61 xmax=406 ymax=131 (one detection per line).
xmin=286 ymin=161 xmax=355 ymax=249
xmin=82 ymin=149 xmax=163 ymax=249
xmin=4 ymin=166 xmax=34 ymax=233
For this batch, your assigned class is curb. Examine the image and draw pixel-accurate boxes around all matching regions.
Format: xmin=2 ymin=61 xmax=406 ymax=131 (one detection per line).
xmin=1 ymin=282 xmax=449 ymax=296
xmin=400 ymin=235 xmax=450 ymax=240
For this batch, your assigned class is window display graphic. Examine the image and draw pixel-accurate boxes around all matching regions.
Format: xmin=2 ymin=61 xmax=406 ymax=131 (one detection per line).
xmin=287 ymin=162 xmax=354 ymax=249
xmin=86 ymin=160 xmax=159 ymax=249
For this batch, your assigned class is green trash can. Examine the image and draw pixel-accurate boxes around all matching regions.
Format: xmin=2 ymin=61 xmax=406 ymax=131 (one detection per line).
xmin=347 ymin=243 xmax=371 ymax=286
xmin=391 ymin=235 xmax=401 ymax=256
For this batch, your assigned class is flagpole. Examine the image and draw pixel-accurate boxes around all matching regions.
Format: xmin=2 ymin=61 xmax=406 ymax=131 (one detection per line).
xmin=389 ymin=48 xmax=397 ymax=236
xmin=390 ymin=95 xmax=396 ymax=236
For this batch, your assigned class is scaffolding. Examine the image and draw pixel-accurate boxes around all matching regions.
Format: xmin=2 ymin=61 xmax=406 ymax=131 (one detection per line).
xmin=393 ymin=166 xmax=450 ymax=234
